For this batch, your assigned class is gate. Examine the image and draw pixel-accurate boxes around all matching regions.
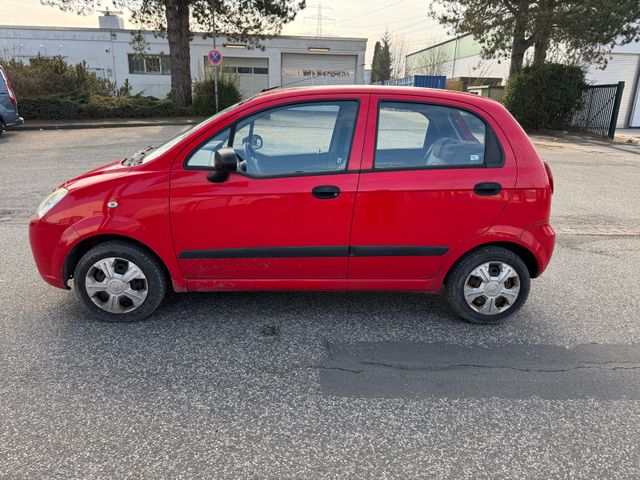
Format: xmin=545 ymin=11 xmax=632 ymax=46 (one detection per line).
xmin=570 ymin=81 xmax=625 ymax=139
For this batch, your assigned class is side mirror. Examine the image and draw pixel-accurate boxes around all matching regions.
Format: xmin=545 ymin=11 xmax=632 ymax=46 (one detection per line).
xmin=207 ymin=147 xmax=238 ymax=183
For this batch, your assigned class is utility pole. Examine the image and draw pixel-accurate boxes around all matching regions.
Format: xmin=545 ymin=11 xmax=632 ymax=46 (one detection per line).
xmin=211 ymin=0 xmax=219 ymax=112
xmin=304 ymin=1 xmax=335 ymax=36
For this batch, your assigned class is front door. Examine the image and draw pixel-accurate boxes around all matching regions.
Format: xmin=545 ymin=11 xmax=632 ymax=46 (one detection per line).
xmin=170 ymin=97 xmax=366 ymax=280
xmin=348 ymin=95 xmax=517 ymax=279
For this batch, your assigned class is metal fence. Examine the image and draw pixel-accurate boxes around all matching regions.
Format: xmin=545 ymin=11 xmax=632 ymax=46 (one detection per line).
xmin=570 ymin=81 xmax=625 ymax=139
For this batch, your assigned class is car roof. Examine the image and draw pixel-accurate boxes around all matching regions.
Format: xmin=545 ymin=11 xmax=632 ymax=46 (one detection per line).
xmin=252 ymin=84 xmax=501 ymax=108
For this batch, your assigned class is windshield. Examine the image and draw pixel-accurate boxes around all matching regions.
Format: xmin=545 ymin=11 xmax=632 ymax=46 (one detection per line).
xmin=133 ymin=101 xmax=243 ymax=164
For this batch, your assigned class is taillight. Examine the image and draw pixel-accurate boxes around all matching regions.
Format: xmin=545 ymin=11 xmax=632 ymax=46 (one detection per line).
xmin=7 ymin=82 xmax=16 ymax=105
xmin=1 ymin=69 xmax=16 ymax=105
xmin=543 ymin=161 xmax=554 ymax=193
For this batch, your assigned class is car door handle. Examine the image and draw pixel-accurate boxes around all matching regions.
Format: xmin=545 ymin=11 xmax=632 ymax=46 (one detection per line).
xmin=312 ymin=185 xmax=340 ymax=199
xmin=474 ymin=182 xmax=502 ymax=196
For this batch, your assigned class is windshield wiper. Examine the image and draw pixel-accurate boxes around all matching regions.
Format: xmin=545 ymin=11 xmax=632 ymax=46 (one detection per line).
xmin=123 ymin=146 xmax=155 ymax=165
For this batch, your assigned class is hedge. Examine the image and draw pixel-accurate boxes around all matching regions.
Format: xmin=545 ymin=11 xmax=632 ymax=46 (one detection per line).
xmin=17 ymin=94 xmax=184 ymax=120
xmin=503 ymin=63 xmax=587 ymax=131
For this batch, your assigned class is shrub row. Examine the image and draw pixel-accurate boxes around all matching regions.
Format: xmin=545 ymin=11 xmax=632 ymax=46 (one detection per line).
xmin=18 ymin=94 xmax=184 ymax=120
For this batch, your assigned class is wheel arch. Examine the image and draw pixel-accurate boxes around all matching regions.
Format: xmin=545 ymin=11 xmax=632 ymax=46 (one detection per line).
xmin=64 ymin=234 xmax=173 ymax=290
xmin=444 ymin=241 xmax=540 ymax=286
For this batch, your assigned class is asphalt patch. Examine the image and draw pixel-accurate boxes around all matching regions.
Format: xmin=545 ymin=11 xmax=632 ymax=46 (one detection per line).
xmin=319 ymin=342 xmax=640 ymax=400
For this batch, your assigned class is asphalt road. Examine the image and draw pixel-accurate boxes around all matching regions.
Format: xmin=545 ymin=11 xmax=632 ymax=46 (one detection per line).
xmin=1 ymin=126 xmax=639 ymax=479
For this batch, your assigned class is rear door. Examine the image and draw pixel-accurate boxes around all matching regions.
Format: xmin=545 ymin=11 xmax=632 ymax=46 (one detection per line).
xmin=348 ymin=94 xmax=516 ymax=279
xmin=170 ymin=94 xmax=368 ymax=280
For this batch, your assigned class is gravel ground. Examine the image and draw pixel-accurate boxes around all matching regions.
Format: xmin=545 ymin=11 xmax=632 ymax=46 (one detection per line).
xmin=1 ymin=126 xmax=639 ymax=479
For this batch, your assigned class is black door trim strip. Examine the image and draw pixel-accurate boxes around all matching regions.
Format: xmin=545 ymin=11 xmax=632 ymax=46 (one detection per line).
xmin=179 ymin=246 xmax=349 ymax=259
xmin=179 ymin=245 xmax=449 ymax=259
xmin=349 ymin=246 xmax=449 ymax=257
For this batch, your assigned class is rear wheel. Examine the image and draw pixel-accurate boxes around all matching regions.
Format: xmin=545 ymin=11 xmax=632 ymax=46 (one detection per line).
xmin=445 ymin=246 xmax=530 ymax=324
xmin=74 ymin=241 xmax=167 ymax=322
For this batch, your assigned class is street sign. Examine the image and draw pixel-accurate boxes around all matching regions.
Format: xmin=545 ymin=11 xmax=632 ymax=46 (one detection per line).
xmin=207 ymin=49 xmax=223 ymax=66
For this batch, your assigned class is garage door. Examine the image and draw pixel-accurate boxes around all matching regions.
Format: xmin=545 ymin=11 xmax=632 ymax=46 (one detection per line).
xmin=586 ymin=54 xmax=640 ymax=128
xmin=205 ymin=57 xmax=269 ymax=99
xmin=281 ymin=53 xmax=357 ymax=88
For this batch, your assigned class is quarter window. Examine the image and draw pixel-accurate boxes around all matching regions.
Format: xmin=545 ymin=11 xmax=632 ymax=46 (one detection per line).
xmin=187 ymin=128 xmax=231 ymax=168
xmin=187 ymin=101 xmax=358 ymax=176
xmin=375 ymin=102 xmax=487 ymax=169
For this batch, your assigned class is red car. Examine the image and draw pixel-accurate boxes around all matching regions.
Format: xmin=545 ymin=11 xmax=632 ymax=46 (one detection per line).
xmin=29 ymin=86 xmax=555 ymax=324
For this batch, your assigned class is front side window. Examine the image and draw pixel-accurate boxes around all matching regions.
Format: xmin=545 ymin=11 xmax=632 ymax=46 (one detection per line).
xmin=187 ymin=101 xmax=359 ymax=176
xmin=375 ymin=102 xmax=488 ymax=169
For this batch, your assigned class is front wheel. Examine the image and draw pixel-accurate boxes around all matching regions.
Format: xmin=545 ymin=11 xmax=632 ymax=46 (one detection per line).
xmin=445 ymin=246 xmax=531 ymax=324
xmin=74 ymin=241 xmax=167 ymax=322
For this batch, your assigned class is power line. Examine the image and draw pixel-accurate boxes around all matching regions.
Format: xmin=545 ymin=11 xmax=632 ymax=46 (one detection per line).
xmin=332 ymin=14 xmax=436 ymax=30
xmin=334 ymin=0 xmax=409 ymax=24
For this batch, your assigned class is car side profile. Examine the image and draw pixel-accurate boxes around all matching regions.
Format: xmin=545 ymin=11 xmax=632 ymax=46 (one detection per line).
xmin=29 ymin=85 xmax=555 ymax=324
xmin=0 ymin=65 xmax=24 ymax=135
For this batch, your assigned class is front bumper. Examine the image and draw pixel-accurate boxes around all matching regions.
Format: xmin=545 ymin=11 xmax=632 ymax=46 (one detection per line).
xmin=29 ymin=218 xmax=79 ymax=289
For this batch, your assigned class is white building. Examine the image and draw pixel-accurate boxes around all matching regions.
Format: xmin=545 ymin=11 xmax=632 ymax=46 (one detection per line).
xmin=0 ymin=13 xmax=367 ymax=100
xmin=406 ymin=34 xmax=640 ymax=128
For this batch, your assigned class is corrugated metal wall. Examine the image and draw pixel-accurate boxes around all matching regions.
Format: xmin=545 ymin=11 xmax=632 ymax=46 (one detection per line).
xmin=281 ymin=53 xmax=357 ymax=88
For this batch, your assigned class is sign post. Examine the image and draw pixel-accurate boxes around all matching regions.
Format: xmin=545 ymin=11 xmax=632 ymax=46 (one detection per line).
xmin=209 ymin=0 xmax=221 ymax=112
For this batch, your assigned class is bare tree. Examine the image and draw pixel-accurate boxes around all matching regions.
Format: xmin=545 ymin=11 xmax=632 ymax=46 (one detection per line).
xmin=390 ymin=35 xmax=407 ymax=79
xmin=408 ymin=45 xmax=451 ymax=76
xmin=0 ymin=42 xmax=25 ymax=63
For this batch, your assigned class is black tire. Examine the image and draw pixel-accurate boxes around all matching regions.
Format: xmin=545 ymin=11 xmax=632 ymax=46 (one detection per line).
xmin=445 ymin=246 xmax=531 ymax=324
xmin=74 ymin=241 xmax=167 ymax=323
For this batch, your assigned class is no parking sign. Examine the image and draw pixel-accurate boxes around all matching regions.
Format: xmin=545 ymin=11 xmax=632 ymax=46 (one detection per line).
xmin=207 ymin=49 xmax=223 ymax=66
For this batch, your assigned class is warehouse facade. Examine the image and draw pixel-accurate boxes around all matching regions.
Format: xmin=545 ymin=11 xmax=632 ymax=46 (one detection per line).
xmin=0 ymin=14 xmax=367 ymax=100
xmin=406 ymin=34 xmax=640 ymax=128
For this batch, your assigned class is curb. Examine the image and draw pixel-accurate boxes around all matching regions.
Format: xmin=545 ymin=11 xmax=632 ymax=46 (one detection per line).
xmin=18 ymin=119 xmax=204 ymax=131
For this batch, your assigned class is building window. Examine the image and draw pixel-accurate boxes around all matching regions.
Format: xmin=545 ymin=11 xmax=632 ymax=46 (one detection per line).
xmin=128 ymin=54 xmax=171 ymax=75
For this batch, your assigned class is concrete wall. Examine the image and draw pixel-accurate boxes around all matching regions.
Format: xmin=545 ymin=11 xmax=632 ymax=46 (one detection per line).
xmin=0 ymin=25 xmax=367 ymax=98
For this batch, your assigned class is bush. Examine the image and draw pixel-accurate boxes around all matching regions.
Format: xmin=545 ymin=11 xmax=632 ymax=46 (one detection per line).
xmin=502 ymin=63 xmax=587 ymax=131
xmin=189 ymin=72 xmax=242 ymax=116
xmin=1 ymin=55 xmax=113 ymax=99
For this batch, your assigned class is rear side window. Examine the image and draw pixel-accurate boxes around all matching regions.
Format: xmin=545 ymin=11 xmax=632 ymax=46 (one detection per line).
xmin=375 ymin=102 xmax=495 ymax=169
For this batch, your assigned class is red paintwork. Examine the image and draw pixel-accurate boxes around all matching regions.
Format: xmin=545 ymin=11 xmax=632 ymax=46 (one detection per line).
xmin=29 ymin=85 xmax=555 ymax=294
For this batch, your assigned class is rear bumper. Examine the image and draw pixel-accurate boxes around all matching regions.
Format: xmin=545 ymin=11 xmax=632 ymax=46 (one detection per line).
xmin=4 ymin=115 xmax=24 ymax=128
xmin=520 ymin=222 xmax=556 ymax=277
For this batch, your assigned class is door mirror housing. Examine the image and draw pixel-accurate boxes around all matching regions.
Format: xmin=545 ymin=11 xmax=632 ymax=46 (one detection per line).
xmin=214 ymin=147 xmax=239 ymax=171
xmin=208 ymin=147 xmax=239 ymax=183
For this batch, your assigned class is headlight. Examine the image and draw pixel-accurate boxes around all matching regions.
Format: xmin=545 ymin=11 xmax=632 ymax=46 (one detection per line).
xmin=35 ymin=188 xmax=68 ymax=219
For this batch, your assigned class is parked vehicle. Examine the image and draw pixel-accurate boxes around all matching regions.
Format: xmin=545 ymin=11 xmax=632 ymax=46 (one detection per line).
xmin=0 ymin=65 xmax=24 ymax=134
xmin=29 ymin=86 xmax=555 ymax=324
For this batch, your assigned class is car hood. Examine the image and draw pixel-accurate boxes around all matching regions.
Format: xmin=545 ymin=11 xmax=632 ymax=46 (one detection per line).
xmin=60 ymin=160 xmax=131 ymax=190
